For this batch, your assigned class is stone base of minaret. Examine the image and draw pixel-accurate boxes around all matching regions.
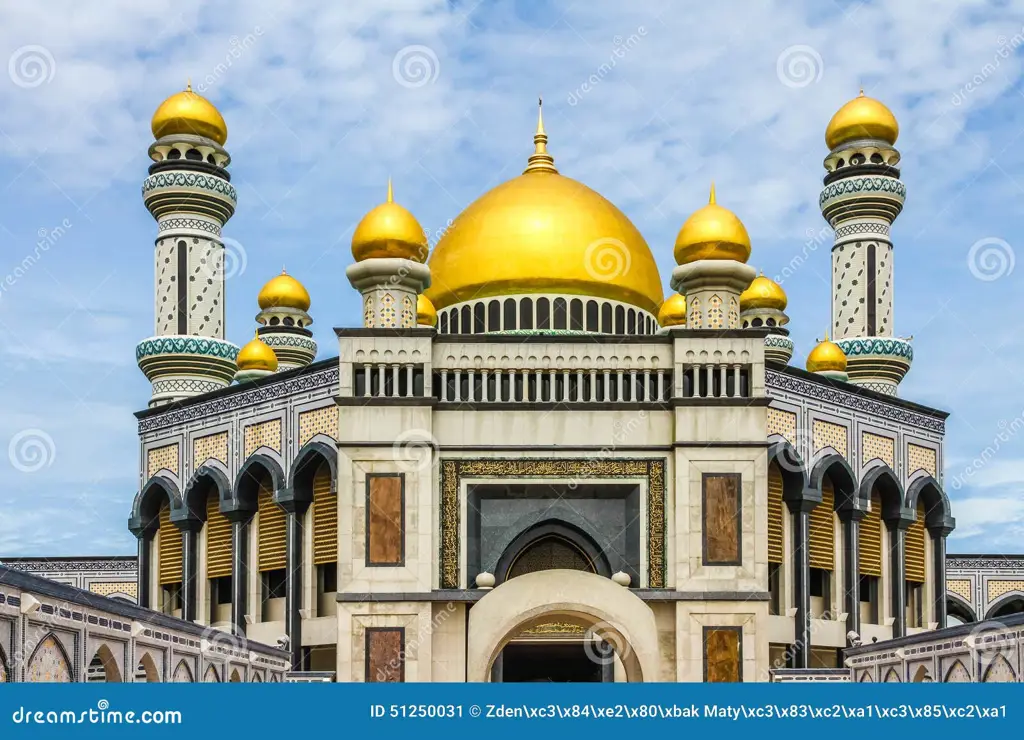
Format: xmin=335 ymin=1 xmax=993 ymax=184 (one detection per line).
xmin=834 ymin=337 xmax=912 ymax=396
xmin=136 ymin=336 xmax=239 ymax=407
xmin=741 ymin=305 xmax=793 ymax=365
xmin=671 ymin=260 xmax=756 ymax=329
xmin=346 ymin=258 xmax=431 ymax=329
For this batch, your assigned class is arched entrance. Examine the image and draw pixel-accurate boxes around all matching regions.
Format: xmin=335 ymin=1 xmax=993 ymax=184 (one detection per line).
xmin=467 ymin=570 xmax=659 ymax=683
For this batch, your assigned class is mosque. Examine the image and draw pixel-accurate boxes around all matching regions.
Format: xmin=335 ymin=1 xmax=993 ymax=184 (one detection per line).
xmin=125 ymin=84 xmax=957 ymax=683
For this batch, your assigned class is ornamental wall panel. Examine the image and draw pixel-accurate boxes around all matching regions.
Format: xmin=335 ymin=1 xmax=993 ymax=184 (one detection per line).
xmin=244 ymin=418 xmax=282 ymax=457
xmin=193 ymin=431 xmax=228 ymax=467
xmin=862 ymin=432 xmax=895 ymax=468
xmin=146 ymin=443 xmax=179 ymax=478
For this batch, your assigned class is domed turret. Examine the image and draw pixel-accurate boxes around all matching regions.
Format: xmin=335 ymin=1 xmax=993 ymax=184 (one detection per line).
xmin=806 ymin=333 xmax=848 ymax=381
xmin=258 ymin=269 xmax=311 ymax=312
xmin=673 ymin=184 xmax=752 ymax=265
xmin=235 ymin=333 xmax=278 ymax=382
xmin=825 ymin=90 xmax=898 ymax=150
xmin=740 ymin=274 xmax=787 ymax=312
xmin=151 ymin=83 xmax=228 ymax=145
xmin=417 ymin=294 xmax=437 ymax=327
xmin=351 ymin=180 xmax=428 ymax=263
xmin=255 ymin=269 xmax=317 ymax=371
xmin=741 ymin=273 xmax=792 ymax=365
xmin=657 ymin=293 xmax=686 ymax=329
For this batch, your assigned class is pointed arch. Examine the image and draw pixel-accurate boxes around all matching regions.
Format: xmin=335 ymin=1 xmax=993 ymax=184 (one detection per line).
xmin=494 ymin=520 xmax=612 ymax=585
xmin=0 ymin=644 xmax=9 ymax=683
xmin=983 ymin=654 xmax=1017 ymax=682
xmin=182 ymin=462 xmax=232 ymax=520
xmin=944 ymin=659 xmax=970 ymax=683
xmin=986 ymin=593 xmax=1024 ymax=620
xmin=911 ymin=665 xmax=932 ymax=682
xmin=883 ymin=667 xmax=901 ymax=682
xmin=129 ymin=475 xmax=181 ymax=536
xmin=26 ymin=633 xmax=73 ymax=683
xmin=135 ymin=651 xmax=160 ymax=682
xmin=229 ymin=668 xmax=242 ymax=682
xmin=287 ymin=438 xmax=337 ymax=498
xmin=946 ymin=593 xmax=977 ymax=624
xmin=251 ymin=671 xmax=263 ymax=682
xmin=87 ymin=643 xmax=122 ymax=682
xmin=172 ymin=659 xmax=194 ymax=683
xmin=203 ymin=664 xmax=221 ymax=683
xmin=234 ymin=452 xmax=286 ymax=511
xmin=905 ymin=475 xmax=954 ymax=531
xmin=858 ymin=670 xmax=873 ymax=682
xmin=859 ymin=463 xmax=906 ymax=522
xmin=808 ymin=452 xmax=859 ymax=511
xmin=767 ymin=439 xmax=809 ymax=502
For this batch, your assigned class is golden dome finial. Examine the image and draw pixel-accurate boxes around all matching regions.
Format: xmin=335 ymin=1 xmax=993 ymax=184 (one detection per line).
xmin=524 ymin=97 xmax=557 ymax=174
xmin=151 ymin=83 xmax=228 ymax=145
xmin=709 ymin=182 xmax=716 ymax=205
xmin=258 ymin=271 xmax=311 ymax=311
xmin=740 ymin=274 xmax=787 ymax=312
xmin=673 ymin=185 xmax=751 ymax=265
xmin=387 ymin=177 xmax=394 ymax=204
xmin=351 ymin=180 xmax=428 ymax=262
xmin=825 ymin=90 xmax=898 ymax=149
xmin=658 ymin=293 xmax=687 ymax=328
xmin=236 ymin=331 xmax=278 ymax=372
xmin=806 ymin=333 xmax=846 ymax=374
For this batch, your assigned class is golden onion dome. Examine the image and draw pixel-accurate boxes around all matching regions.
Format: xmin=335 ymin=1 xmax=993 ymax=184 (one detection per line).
xmin=673 ymin=184 xmax=752 ymax=265
xmin=236 ymin=333 xmax=278 ymax=372
xmin=825 ymin=90 xmax=899 ymax=150
xmin=258 ymin=269 xmax=311 ymax=312
xmin=417 ymin=293 xmax=437 ymax=327
xmin=151 ymin=83 xmax=228 ymax=145
xmin=806 ymin=334 xmax=847 ymax=374
xmin=657 ymin=293 xmax=687 ymax=327
xmin=740 ymin=273 xmax=787 ymax=312
xmin=425 ymin=101 xmax=664 ymax=315
xmin=351 ymin=180 xmax=428 ymax=263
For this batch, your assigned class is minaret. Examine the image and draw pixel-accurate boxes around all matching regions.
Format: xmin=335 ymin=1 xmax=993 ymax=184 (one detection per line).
xmin=670 ymin=184 xmax=756 ymax=329
xmin=806 ymin=333 xmax=849 ymax=382
xmin=234 ymin=332 xmax=278 ymax=383
xmin=256 ymin=270 xmax=317 ymax=370
xmin=347 ymin=180 xmax=430 ymax=328
xmin=740 ymin=273 xmax=792 ymax=364
xmin=820 ymin=91 xmax=912 ymax=395
xmin=136 ymin=84 xmax=239 ymax=406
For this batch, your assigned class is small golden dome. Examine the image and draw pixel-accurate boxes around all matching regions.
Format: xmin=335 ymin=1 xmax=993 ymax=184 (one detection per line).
xmin=806 ymin=334 xmax=847 ymax=374
xmin=417 ymin=294 xmax=437 ymax=327
xmin=825 ymin=90 xmax=899 ymax=150
xmin=351 ymin=180 xmax=428 ymax=263
xmin=425 ymin=101 xmax=664 ymax=315
xmin=740 ymin=274 xmax=787 ymax=312
xmin=674 ymin=184 xmax=752 ymax=265
xmin=658 ymin=293 xmax=687 ymax=327
xmin=151 ymin=83 xmax=228 ymax=145
xmin=258 ymin=270 xmax=311 ymax=312
xmin=236 ymin=333 xmax=278 ymax=372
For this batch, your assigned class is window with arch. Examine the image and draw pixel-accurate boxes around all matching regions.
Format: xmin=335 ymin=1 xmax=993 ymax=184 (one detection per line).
xmin=520 ymin=298 xmax=534 ymax=330
xmin=536 ymin=297 xmax=550 ymax=330
xmin=487 ymin=300 xmax=500 ymax=331
xmin=569 ymin=299 xmax=583 ymax=331
xmin=553 ymin=298 xmax=567 ymax=330
xmin=614 ymin=306 xmax=625 ymax=334
xmin=460 ymin=306 xmax=471 ymax=334
xmin=503 ymin=299 xmax=516 ymax=330
xmin=626 ymin=308 xmax=636 ymax=334
xmin=585 ymin=300 xmax=598 ymax=332
xmin=601 ymin=302 xmax=612 ymax=333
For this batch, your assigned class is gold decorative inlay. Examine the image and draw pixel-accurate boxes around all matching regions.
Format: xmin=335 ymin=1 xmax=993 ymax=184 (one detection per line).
xmin=907 ymin=443 xmax=937 ymax=477
xmin=299 ymin=405 xmax=338 ymax=447
xmin=813 ymin=419 xmax=848 ymax=458
xmin=520 ymin=622 xmax=587 ymax=636
xmin=947 ymin=579 xmax=972 ymax=602
xmin=862 ymin=432 xmax=895 ymax=468
xmin=193 ymin=432 xmax=228 ymax=468
xmin=439 ymin=458 xmax=666 ymax=589
xmin=244 ymin=418 xmax=282 ymax=458
xmin=988 ymin=580 xmax=1024 ymax=602
xmin=767 ymin=408 xmax=796 ymax=444
xmin=147 ymin=443 xmax=179 ymax=478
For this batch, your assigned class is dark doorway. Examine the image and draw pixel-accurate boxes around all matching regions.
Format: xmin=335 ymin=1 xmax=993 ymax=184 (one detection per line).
xmin=499 ymin=642 xmax=604 ymax=682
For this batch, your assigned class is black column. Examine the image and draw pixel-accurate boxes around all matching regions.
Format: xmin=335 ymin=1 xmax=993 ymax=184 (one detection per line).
xmin=887 ymin=521 xmax=908 ymax=638
xmin=839 ymin=509 xmax=865 ymax=640
xmin=788 ymin=503 xmax=813 ymax=668
xmin=136 ymin=534 xmax=152 ymax=609
xmin=929 ymin=527 xmax=950 ymax=628
xmin=283 ymin=503 xmax=309 ymax=670
xmin=179 ymin=520 xmax=202 ymax=622
xmin=228 ymin=516 xmax=251 ymax=636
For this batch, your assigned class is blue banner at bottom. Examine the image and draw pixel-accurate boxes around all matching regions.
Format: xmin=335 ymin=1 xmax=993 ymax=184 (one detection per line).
xmin=0 ymin=683 xmax=1018 ymax=738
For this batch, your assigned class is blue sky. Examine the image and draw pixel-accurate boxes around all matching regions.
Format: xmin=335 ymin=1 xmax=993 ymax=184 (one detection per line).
xmin=1 ymin=0 xmax=1023 ymax=555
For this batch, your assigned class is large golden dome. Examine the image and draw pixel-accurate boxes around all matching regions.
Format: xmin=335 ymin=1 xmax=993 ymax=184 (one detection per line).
xmin=825 ymin=90 xmax=899 ymax=150
xmin=258 ymin=270 xmax=311 ymax=311
xmin=740 ymin=274 xmax=787 ymax=312
xmin=237 ymin=333 xmax=278 ymax=372
xmin=151 ymin=83 xmax=228 ymax=145
xmin=673 ymin=185 xmax=751 ymax=265
xmin=806 ymin=334 xmax=847 ymax=373
xmin=658 ymin=293 xmax=686 ymax=327
xmin=351 ymin=180 xmax=427 ymax=263
xmin=425 ymin=103 xmax=663 ymax=315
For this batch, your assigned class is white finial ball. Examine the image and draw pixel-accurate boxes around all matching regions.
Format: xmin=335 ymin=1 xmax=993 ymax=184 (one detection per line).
xmin=476 ymin=572 xmax=495 ymax=589
xmin=611 ymin=571 xmax=631 ymax=587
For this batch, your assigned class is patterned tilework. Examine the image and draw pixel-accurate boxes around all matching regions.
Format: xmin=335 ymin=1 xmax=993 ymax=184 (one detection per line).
xmin=380 ymin=293 xmax=396 ymax=328
xmin=401 ymin=295 xmax=415 ymax=327
xmin=707 ymin=294 xmax=723 ymax=329
xmin=688 ymin=297 xmax=701 ymax=328
xmin=26 ymin=636 xmax=72 ymax=682
xmin=767 ymin=408 xmax=797 ymax=444
xmin=193 ymin=432 xmax=229 ymax=467
xmin=947 ymin=579 xmax=972 ymax=602
xmin=862 ymin=432 xmax=895 ymax=468
xmin=813 ymin=419 xmax=848 ymax=458
xmin=244 ymin=418 xmax=282 ymax=458
xmin=907 ymin=443 xmax=937 ymax=477
xmin=89 ymin=581 xmax=138 ymax=599
xmin=983 ymin=656 xmax=1016 ymax=682
xmin=988 ymin=580 xmax=1024 ymax=601
xmin=146 ymin=443 xmax=179 ymax=478
xmin=173 ymin=660 xmax=193 ymax=683
xmin=298 ymin=405 xmax=338 ymax=446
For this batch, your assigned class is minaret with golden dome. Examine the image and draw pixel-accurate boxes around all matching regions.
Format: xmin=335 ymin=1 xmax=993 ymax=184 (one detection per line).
xmin=820 ymin=90 xmax=912 ymax=395
xmin=136 ymin=83 xmax=239 ymax=407
xmin=806 ymin=333 xmax=848 ymax=382
xmin=255 ymin=269 xmax=317 ymax=370
xmin=234 ymin=332 xmax=279 ymax=383
xmin=740 ymin=273 xmax=792 ymax=364
xmin=347 ymin=180 xmax=431 ymax=328
xmin=670 ymin=184 xmax=756 ymax=330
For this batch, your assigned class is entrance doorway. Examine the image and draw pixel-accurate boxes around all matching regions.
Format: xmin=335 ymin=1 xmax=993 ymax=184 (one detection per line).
xmin=497 ymin=642 xmax=607 ymax=682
